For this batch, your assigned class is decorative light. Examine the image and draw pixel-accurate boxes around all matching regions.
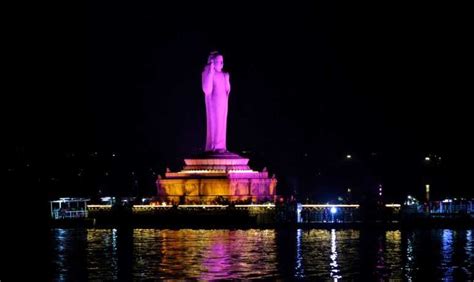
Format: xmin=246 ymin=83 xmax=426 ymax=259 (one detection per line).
xmin=301 ymin=204 xmax=359 ymax=208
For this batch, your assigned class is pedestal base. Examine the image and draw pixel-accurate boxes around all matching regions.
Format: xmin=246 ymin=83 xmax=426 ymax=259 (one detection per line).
xmin=156 ymin=151 xmax=277 ymax=204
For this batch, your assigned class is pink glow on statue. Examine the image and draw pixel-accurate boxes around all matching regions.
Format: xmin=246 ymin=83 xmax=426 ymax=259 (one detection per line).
xmin=202 ymin=52 xmax=231 ymax=152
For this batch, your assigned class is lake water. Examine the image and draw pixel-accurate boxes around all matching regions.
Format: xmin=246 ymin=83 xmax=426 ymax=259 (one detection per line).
xmin=50 ymin=228 xmax=474 ymax=280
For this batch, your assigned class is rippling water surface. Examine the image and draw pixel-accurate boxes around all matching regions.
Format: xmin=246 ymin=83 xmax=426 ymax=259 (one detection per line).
xmin=50 ymin=228 xmax=474 ymax=280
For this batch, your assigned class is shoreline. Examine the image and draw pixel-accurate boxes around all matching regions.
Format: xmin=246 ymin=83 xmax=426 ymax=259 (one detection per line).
xmin=48 ymin=218 xmax=474 ymax=229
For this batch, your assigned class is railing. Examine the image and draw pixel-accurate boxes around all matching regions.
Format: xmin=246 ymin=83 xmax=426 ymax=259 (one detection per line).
xmin=52 ymin=210 xmax=88 ymax=219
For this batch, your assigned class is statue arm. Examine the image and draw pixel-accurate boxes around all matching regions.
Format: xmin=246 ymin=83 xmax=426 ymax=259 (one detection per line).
xmin=225 ymin=72 xmax=231 ymax=96
xmin=201 ymin=64 xmax=214 ymax=96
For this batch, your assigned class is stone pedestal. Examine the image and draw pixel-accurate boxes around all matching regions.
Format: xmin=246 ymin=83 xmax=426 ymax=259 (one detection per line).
xmin=156 ymin=152 xmax=277 ymax=204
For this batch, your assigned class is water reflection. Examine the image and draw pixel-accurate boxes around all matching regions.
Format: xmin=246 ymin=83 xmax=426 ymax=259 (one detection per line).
xmin=384 ymin=231 xmax=402 ymax=278
xmin=374 ymin=232 xmax=386 ymax=279
xmin=466 ymin=230 xmax=473 ymax=277
xmin=403 ymin=231 xmax=417 ymax=281
xmin=441 ymin=229 xmax=454 ymax=280
xmin=86 ymin=229 xmax=120 ymax=280
xmin=53 ymin=229 xmax=68 ymax=281
xmin=52 ymin=228 xmax=88 ymax=281
xmin=295 ymin=229 xmax=360 ymax=279
xmin=50 ymin=228 xmax=474 ymax=280
xmin=330 ymin=229 xmax=341 ymax=280
xmin=295 ymin=229 xmax=304 ymax=278
xmin=133 ymin=229 xmax=278 ymax=280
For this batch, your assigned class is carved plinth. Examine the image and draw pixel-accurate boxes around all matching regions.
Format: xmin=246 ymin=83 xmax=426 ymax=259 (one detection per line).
xmin=156 ymin=152 xmax=277 ymax=204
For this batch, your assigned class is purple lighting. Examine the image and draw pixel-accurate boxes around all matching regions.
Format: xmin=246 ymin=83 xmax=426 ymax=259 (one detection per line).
xmin=202 ymin=51 xmax=231 ymax=152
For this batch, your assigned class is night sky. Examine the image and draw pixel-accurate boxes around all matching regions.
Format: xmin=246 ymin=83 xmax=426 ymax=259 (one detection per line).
xmin=7 ymin=2 xmax=472 ymax=202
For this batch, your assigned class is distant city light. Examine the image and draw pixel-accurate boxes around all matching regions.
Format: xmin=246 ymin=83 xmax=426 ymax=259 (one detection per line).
xmin=347 ymin=188 xmax=351 ymax=193
xmin=330 ymin=206 xmax=337 ymax=214
xmin=346 ymin=155 xmax=352 ymax=159
xmin=302 ymin=204 xmax=359 ymax=208
xmin=425 ymin=156 xmax=430 ymax=161
xmin=405 ymin=195 xmax=419 ymax=206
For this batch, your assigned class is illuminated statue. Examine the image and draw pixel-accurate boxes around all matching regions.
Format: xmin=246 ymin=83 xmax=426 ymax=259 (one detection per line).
xmin=157 ymin=52 xmax=277 ymax=204
xmin=201 ymin=51 xmax=231 ymax=152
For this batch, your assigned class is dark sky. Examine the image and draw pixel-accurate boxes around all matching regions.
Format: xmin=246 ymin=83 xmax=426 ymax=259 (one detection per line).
xmin=8 ymin=2 xmax=472 ymax=201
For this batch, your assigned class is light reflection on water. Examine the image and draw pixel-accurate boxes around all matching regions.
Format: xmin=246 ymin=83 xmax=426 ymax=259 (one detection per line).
xmin=466 ymin=230 xmax=474 ymax=277
xmin=329 ymin=229 xmax=341 ymax=280
xmin=133 ymin=229 xmax=278 ymax=280
xmin=404 ymin=231 xmax=416 ymax=281
xmin=441 ymin=229 xmax=454 ymax=280
xmin=295 ymin=228 xmax=304 ymax=278
xmin=50 ymin=228 xmax=474 ymax=280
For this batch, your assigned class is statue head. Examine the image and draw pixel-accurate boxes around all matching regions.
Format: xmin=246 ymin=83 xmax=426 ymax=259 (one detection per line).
xmin=208 ymin=51 xmax=224 ymax=72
